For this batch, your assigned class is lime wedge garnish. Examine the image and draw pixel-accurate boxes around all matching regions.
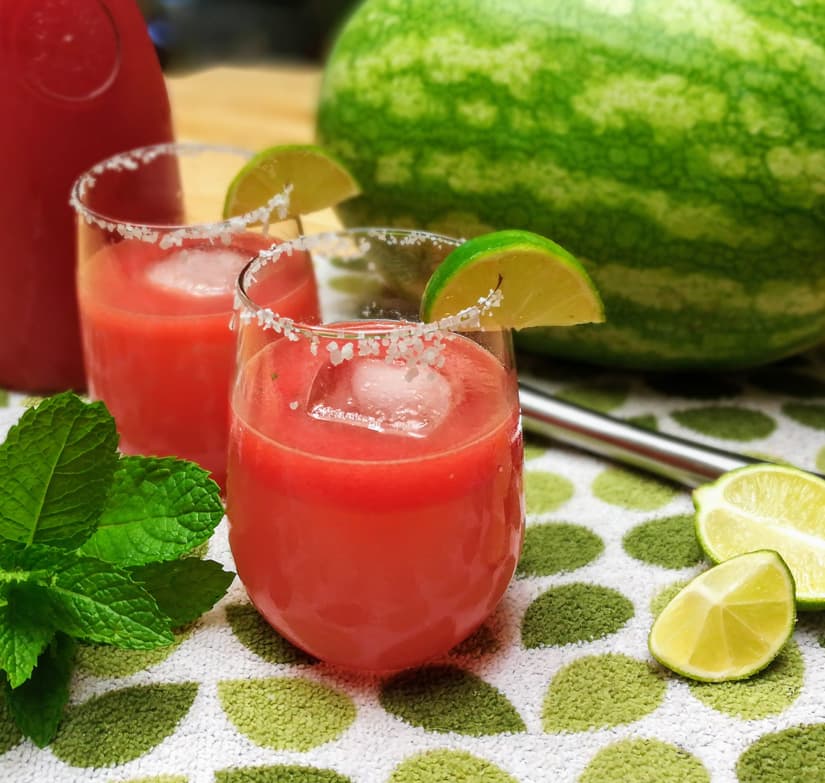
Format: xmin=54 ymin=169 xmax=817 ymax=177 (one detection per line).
xmin=419 ymin=229 xmax=605 ymax=329
xmin=222 ymin=143 xmax=360 ymax=220
xmin=649 ymin=550 xmax=795 ymax=682
xmin=694 ymin=463 xmax=825 ymax=608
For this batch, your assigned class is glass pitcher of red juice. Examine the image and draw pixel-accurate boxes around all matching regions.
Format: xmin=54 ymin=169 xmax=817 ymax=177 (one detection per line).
xmin=0 ymin=0 xmax=175 ymax=392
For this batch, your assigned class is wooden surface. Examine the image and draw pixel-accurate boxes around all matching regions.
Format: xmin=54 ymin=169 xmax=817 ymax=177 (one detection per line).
xmin=167 ymin=63 xmax=322 ymax=149
xmin=166 ymin=63 xmax=339 ymax=231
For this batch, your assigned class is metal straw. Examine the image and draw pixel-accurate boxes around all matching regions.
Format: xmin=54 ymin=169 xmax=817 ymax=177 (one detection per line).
xmin=518 ymin=377 xmax=816 ymax=488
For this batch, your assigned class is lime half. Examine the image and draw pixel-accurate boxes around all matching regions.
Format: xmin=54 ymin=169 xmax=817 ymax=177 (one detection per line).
xmin=222 ymin=143 xmax=360 ymax=220
xmin=419 ymin=229 xmax=604 ymax=329
xmin=649 ymin=550 xmax=795 ymax=682
xmin=694 ymin=463 xmax=825 ymax=608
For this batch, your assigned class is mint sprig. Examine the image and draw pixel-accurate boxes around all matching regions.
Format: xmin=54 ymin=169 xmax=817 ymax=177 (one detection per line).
xmin=0 ymin=595 xmax=54 ymax=688
xmin=3 ymin=633 xmax=76 ymax=747
xmin=0 ymin=394 xmax=118 ymax=547
xmin=130 ymin=558 xmax=235 ymax=627
xmin=80 ymin=455 xmax=225 ymax=566
xmin=0 ymin=392 xmax=233 ymax=746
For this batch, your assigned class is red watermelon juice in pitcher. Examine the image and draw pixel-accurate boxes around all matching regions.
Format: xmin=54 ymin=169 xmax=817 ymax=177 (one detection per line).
xmin=0 ymin=0 xmax=175 ymax=391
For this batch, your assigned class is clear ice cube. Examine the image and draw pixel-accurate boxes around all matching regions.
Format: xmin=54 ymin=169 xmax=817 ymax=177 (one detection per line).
xmin=308 ymin=357 xmax=452 ymax=438
xmin=146 ymin=246 xmax=248 ymax=296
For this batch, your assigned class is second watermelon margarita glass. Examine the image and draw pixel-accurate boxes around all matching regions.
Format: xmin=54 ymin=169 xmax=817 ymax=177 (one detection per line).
xmin=70 ymin=142 xmax=320 ymax=488
xmin=227 ymin=228 xmax=526 ymax=672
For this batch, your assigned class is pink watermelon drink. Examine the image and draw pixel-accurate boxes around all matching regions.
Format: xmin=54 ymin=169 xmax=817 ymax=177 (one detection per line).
xmin=226 ymin=230 xmax=524 ymax=671
xmin=72 ymin=143 xmax=319 ymax=487
xmin=0 ymin=0 xmax=175 ymax=392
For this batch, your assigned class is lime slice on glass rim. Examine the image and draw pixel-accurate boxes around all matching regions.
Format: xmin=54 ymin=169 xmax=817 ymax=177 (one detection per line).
xmin=419 ymin=229 xmax=605 ymax=328
xmin=694 ymin=463 xmax=825 ymax=608
xmin=649 ymin=549 xmax=795 ymax=682
xmin=222 ymin=143 xmax=361 ymax=220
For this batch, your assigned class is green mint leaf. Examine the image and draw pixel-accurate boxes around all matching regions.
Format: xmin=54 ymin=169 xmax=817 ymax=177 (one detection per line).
xmin=79 ymin=456 xmax=224 ymax=567
xmin=4 ymin=633 xmax=76 ymax=747
xmin=0 ymin=589 xmax=55 ymax=687
xmin=0 ymin=546 xmax=173 ymax=649
xmin=0 ymin=392 xmax=118 ymax=547
xmin=129 ymin=558 xmax=234 ymax=627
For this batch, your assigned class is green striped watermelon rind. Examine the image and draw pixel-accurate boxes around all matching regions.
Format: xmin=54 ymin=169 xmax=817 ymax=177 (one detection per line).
xmin=316 ymin=0 xmax=825 ymax=370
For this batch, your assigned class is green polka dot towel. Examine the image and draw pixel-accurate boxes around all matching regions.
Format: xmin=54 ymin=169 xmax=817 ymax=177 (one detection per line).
xmin=4 ymin=350 xmax=825 ymax=783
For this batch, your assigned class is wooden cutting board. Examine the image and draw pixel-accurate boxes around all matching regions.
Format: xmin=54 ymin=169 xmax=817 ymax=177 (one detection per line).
xmin=165 ymin=63 xmax=339 ymax=231
xmin=167 ymin=64 xmax=322 ymax=148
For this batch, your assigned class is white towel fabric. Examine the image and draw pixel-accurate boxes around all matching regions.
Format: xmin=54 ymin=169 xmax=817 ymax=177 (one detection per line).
xmin=3 ymin=351 xmax=825 ymax=783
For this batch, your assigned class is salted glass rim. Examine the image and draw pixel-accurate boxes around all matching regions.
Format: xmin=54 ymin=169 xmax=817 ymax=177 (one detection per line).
xmin=234 ymin=227 xmax=503 ymax=343
xmin=68 ymin=141 xmax=292 ymax=244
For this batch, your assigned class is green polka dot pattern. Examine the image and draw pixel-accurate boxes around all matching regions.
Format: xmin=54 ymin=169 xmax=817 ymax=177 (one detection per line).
xmin=389 ymin=750 xmax=518 ymax=782
xmin=523 ymin=439 xmax=550 ymax=461
xmin=623 ymin=514 xmax=704 ymax=569
xmin=124 ymin=777 xmax=188 ymax=783
xmin=516 ymin=522 xmax=603 ymax=577
xmin=555 ymin=381 xmax=629 ymax=413
xmin=783 ymin=403 xmax=825 ymax=430
xmin=580 ymin=739 xmax=710 ymax=783
xmin=737 ymin=724 xmax=825 ymax=783
xmin=525 ymin=470 xmax=574 ymax=513
xmin=215 ymin=766 xmax=353 ymax=783
xmin=380 ymin=666 xmax=525 ymax=735
xmin=450 ymin=624 xmax=499 ymax=657
xmin=50 ymin=684 xmax=198 ymax=767
xmin=7 ymin=332 xmax=825 ymax=782
xmin=626 ymin=413 xmax=658 ymax=431
xmin=592 ymin=467 xmax=678 ymax=510
xmin=521 ymin=584 xmax=634 ymax=648
xmin=542 ymin=654 xmax=666 ymax=732
xmin=226 ymin=602 xmax=317 ymax=665
xmin=75 ymin=628 xmax=191 ymax=678
xmin=671 ymin=406 xmax=776 ymax=441
xmin=218 ymin=678 xmax=356 ymax=751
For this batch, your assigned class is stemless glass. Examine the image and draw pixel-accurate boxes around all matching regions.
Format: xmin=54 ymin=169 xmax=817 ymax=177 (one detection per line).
xmin=70 ymin=142 xmax=320 ymax=488
xmin=227 ymin=228 xmax=525 ymax=672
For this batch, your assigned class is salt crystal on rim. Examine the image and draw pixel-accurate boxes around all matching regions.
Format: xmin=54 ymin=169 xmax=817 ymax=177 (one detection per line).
xmin=234 ymin=229 xmax=504 ymax=375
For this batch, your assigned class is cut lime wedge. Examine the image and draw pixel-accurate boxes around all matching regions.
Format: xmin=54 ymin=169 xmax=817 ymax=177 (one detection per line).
xmin=419 ymin=229 xmax=604 ymax=329
xmin=222 ymin=143 xmax=360 ymax=220
xmin=694 ymin=463 xmax=825 ymax=608
xmin=649 ymin=549 xmax=795 ymax=682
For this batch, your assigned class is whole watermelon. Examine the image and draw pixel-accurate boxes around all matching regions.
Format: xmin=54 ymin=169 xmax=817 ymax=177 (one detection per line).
xmin=316 ymin=0 xmax=825 ymax=370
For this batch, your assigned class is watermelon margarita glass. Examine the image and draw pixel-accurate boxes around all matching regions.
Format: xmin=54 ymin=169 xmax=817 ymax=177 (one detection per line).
xmin=227 ymin=228 xmax=525 ymax=671
xmin=70 ymin=143 xmax=320 ymax=488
